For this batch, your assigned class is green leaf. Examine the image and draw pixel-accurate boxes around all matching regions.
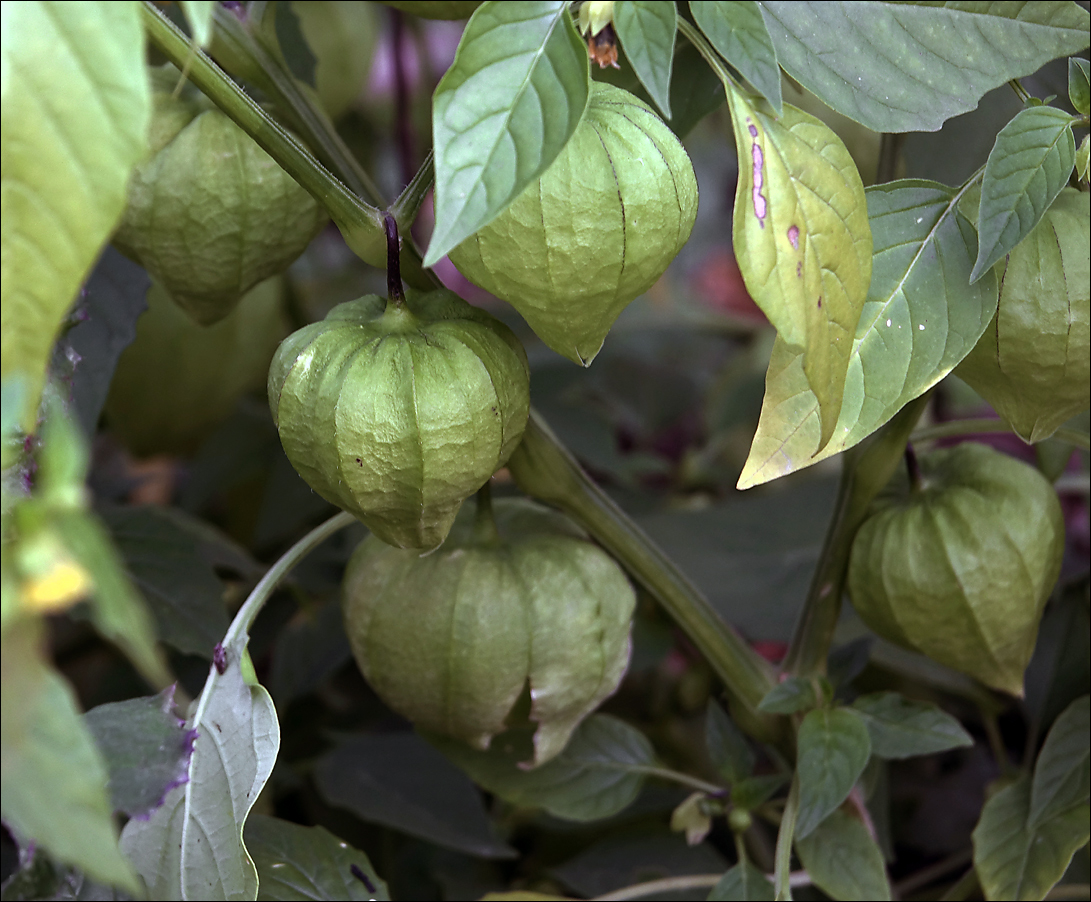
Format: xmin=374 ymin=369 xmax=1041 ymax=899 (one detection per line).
xmin=795 ymin=708 xmax=871 ymax=839
xmin=759 ymin=1 xmax=1091 ymax=133
xmin=613 ymin=1 xmax=676 ymax=118
xmin=851 ymin=692 xmax=974 ymax=760
xmin=972 ymin=106 xmax=1077 ymax=282
xmin=706 ymin=861 xmax=775 ymax=900
xmin=725 ymin=85 xmax=871 ymax=450
xmin=120 ymin=632 xmax=279 ymax=900
xmin=1069 ymin=57 xmax=1090 ymax=115
xmin=795 ymin=808 xmax=891 ymax=901
xmin=84 ymin=688 xmax=195 ymax=820
xmin=1077 ymin=134 xmax=1090 ymax=181
xmin=1029 ymin=696 xmax=1090 ymax=830
xmin=731 ymin=774 xmax=788 ymax=813
xmin=757 ymin=676 xmax=818 ymax=714
xmin=973 ymin=773 xmax=1090 ymax=901
xmin=313 ymin=732 xmax=516 ymax=859
xmin=245 ymin=815 xmax=391 ymax=902
xmin=0 ymin=618 xmax=138 ymax=893
xmin=740 ymin=180 xmax=998 ymax=489
xmin=427 ymin=713 xmax=655 ymax=822
xmin=706 ymin=700 xmax=754 ymax=785
xmin=0 ymin=1 xmax=149 ymax=431
xmin=424 ymin=0 xmax=589 ymax=265
xmin=180 ymin=0 xmax=216 ymax=48
xmin=691 ymin=1 xmax=782 ymax=116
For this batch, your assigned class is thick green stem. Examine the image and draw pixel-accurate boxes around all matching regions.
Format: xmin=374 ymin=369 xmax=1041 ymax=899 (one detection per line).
xmin=507 ymin=411 xmax=783 ymax=744
xmin=773 ymin=775 xmax=800 ymax=901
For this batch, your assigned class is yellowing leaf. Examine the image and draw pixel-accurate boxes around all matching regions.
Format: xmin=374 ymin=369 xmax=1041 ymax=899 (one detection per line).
xmin=725 ymin=85 xmax=871 ymax=450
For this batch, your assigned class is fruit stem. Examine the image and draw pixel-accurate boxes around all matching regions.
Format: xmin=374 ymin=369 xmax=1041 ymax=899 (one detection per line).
xmin=385 ymin=213 xmax=406 ymax=307
xmin=905 ymin=442 xmax=923 ymax=492
xmin=473 ymin=481 xmax=501 ymax=545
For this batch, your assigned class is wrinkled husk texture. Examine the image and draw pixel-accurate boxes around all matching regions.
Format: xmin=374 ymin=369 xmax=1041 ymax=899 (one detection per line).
xmin=112 ymin=65 xmax=328 ymax=325
xmin=268 ymin=289 xmax=530 ymax=551
xmin=342 ymin=498 xmax=636 ymax=765
xmin=848 ymin=442 xmax=1064 ymax=696
xmin=449 ymin=82 xmax=698 ymax=366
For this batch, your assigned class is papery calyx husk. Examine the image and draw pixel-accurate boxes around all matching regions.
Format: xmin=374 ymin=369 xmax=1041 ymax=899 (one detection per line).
xmin=957 ymin=189 xmax=1090 ymax=443
xmin=112 ymin=65 xmax=328 ymax=326
xmin=848 ymin=442 xmax=1064 ymax=696
xmin=448 ymin=81 xmax=699 ymax=366
xmin=268 ymin=289 xmax=530 ymax=551
xmin=342 ymin=495 xmax=636 ymax=765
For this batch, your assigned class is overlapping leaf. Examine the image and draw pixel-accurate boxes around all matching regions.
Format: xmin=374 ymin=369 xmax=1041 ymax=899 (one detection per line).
xmin=759 ymin=1 xmax=1091 ymax=133
xmin=740 ymin=180 xmax=998 ymax=489
xmin=614 ymin=0 xmax=676 ymax=118
xmin=795 ymin=808 xmax=891 ymax=901
xmin=1029 ymin=696 xmax=1089 ymax=830
xmin=795 ymin=708 xmax=871 ymax=839
xmin=852 ymin=692 xmax=973 ymax=760
xmin=707 ymin=861 xmax=775 ymax=900
xmin=691 ymin=1 xmax=782 ymax=115
xmin=1070 ymin=57 xmax=1090 ymax=114
xmin=424 ymin=1 xmax=589 ymax=265
xmin=725 ymin=86 xmax=871 ymax=449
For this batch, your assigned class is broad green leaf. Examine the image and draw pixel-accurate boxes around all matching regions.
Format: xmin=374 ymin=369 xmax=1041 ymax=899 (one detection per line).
xmin=424 ymin=0 xmax=589 ymax=265
xmin=313 ymin=732 xmax=515 ymax=859
xmin=973 ymin=773 xmax=1090 ymax=901
xmin=795 ymin=708 xmax=871 ymax=839
xmin=795 ymin=808 xmax=891 ymax=901
xmin=757 ymin=676 xmax=819 ymax=714
xmin=180 ymin=0 xmax=216 ymax=48
xmin=852 ymin=692 xmax=973 ymax=760
xmin=1077 ymin=134 xmax=1090 ymax=181
xmin=706 ymin=700 xmax=754 ymax=785
xmin=614 ymin=1 xmax=676 ymax=118
xmin=972 ymin=106 xmax=1076 ymax=282
xmin=691 ymin=1 xmax=782 ymax=115
xmin=1070 ymin=57 xmax=1090 ymax=114
xmin=725 ymin=85 xmax=871 ymax=450
xmin=245 ymin=815 xmax=391 ymax=902
xmin=759 ymin=1 xmax=1091 ymax=133
xmin=1029 ymin=695 xmax=1090 ymax=830
xmin=427 ymin=713 xmax=655 ymax=822
xmin=1 ymin=617 xmax=138 ymax=892
xmin=706 ymin=861 xmax=775 ymax=900
xmin=0 ymin=1 xmax=149 ymax=431
xmin=84 ymin=688 xmax=195 ymax=820
xmin=120 ymin=631 xmax=279 ymax=901
xmin=740 ymin=180 xmax=998 ymax=489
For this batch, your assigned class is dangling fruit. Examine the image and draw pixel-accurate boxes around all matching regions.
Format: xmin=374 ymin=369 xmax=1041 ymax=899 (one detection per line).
xmin=267 ymin=289 xmax=530 ymax=551
xmin=957 ymin=189 xmax=1089 ymax=443
xmin=848 ymin=442 xmax=1064 ymax=695
xmin=448 ymin=81 xmax=699 ymax=366
xmin=342 ymin=495 xmax=636 ymax=765
xmin=112 ymin=65 xmax=328 ymax=325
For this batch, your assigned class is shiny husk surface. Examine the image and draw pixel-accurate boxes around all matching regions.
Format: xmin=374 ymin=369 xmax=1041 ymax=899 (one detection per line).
xmin=342 ymin=497 xmax=636 ymax=765
xmin=848 ymin=442 xmax=1064 ymax=696
xmin=448 ymin=82 xmax=699 ymax=366
xmin=957 ymin=189 xmax=1090 ymax=443
xmin=268 ymin=289 xmax=530 ymax=550
xmin=112 ymin=65 xmax=328 ymax=326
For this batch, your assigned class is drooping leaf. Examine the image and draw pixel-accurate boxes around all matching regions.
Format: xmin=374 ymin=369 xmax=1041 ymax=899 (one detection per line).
xmin=725 ymin=85 xmax=871 ymax=450
xmin=795 ymin=708 xmax=872 ymax=839
xmin=613 ymin=0 xmax=675 ymax=118
xmin=1069 ymin=57 xmax=1090 ymax=115
xmin=1077 ymin=134 xmax=1090 ymax=181
xmin=706 ymin=861 xmax=775 ymax=900
xmin=244 ymin=815 xmax=390 ymax=902
xmin=757 ymin=676 xmax=820 ymax=714
xmin=424 ymin=0 xmax=589 ymax=265
xmin=180 ymin=0 xmax=216 ymax=48
xmin=313 ymin=732 xmax=515 ymax=860
xmin=705 ymin=700 xmax=754 ymax=785
xmin=0 ymin=1 xmax=149 ymax=431
xmin=851 ymin=692 xmax=973 ymax=760
xmin=120 ymin=633 xmax=279 ymax=900
xmin=1029 ymin=695 xmax=1090 ymax=831
xmin=740 ymin=180 xmax=998 ymax=489
xmin=427 ymin=714 xmax=656 ymax=822
xmin=759 ymin=1 xmax=1091 ymax=133
xmin=83 ymin=688 xmax=195 ymax=820
xmin=972 ymin=106 xmax=1077 ymax=282
xmin=973 ymin=773 xmax=1090 ymax=901
xmin=795 ymin=808 xmax=891 ymax=901
xmin=0 ymin=617 xmax=138 ymax=893
xmin=691 ymin=1 xmax=781 ymax=115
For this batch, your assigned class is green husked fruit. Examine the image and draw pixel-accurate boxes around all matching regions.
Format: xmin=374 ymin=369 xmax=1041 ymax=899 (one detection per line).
xmin=343 ymin=497 xmax=636 ymax=765
xmin=448 ymin=82 xmax=699 ymax=366
xmin=268 ymin=290 xmax=530 ymax=551
xmin=957 ymin=189 xmax=1090 ymax=443
xmin=848 ymin=443 xmax=1064 ymax=696
xmin=105 ymin=278 xmax=289 ymax=457
xmin=112 ymin=65 xmax=328 ymax=326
